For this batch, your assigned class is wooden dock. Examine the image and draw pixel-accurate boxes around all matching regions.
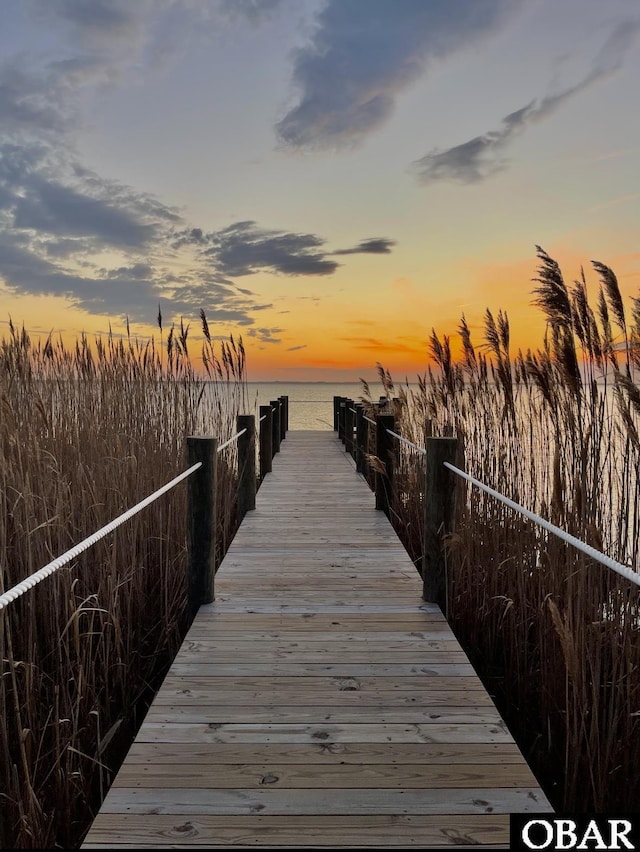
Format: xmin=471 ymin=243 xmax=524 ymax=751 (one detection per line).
xmin=83 ymin=430 xmax=551 ymax=849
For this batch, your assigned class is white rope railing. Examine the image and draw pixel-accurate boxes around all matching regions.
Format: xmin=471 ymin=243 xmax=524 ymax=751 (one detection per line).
xmin=444 ymin=462 xmax=640 ymax=588
xmin=382 ymin=427 xmax=638 ymax=586
xmin=217 ymin=428 xmax=247 ymax=453
xmin=0 ymin=462 xmax=203 ymax=611
xmin=349 ymin=407 xmax=357 ymax=414
xmin=386 ymin=429 xmax=425 ymax=454
xmin=363 ymin=415 xmax=376 ymax=426
xmin=259 ymin=414 xmax=267 ymax=423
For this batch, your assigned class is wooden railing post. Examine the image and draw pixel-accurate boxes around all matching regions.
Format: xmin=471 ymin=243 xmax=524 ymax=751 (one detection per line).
xmin=423 ymin=437 xmax=458 ymax=610
xmin=375 ymin=414 xmax=395 ymax=517
xmin=278 ymin=395 xmax=287 ymax=441
xmin=333 ymin=396 xmax=342 ymax=431
xmin=237 ymin=414 xmax=256 ymax=523
xmin=270 ymin=399 xmax=281 ymax=456
xmin=259 ymin=405 xmax=272 ymax=480
xmin=344 ymin=399 xmax=354 ymax=455
xmin=280 ymin=395 xmax=289 ymax=435
xmin=355 ymin=403 xmax=365 ymax=473
xmin=186 ymin=436 xmax=217 ymax=617
xmin=364 ymin=417 xmax=373 ymax=489
xmin=338 ymin=401 xmax=346 ymax=443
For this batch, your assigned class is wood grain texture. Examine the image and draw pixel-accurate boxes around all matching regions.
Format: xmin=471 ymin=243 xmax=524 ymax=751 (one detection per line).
xmin=82 ymin=430 xmax=551 ymax=849
xmin=83 ymin=814 xmax=511 ymax=848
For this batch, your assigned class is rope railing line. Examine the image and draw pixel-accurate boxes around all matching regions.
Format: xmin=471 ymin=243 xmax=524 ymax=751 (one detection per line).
xmin=363 ymin=415 xmax=376 ymax=426
xmin=259 ymin=414 xmax=267 ymax=422
xmin=444 ymin=461 xmax=640 ymax=588
xmin=0 ymin=462 xmax=203 ymax=611
xmin=349 ymin=407 xmax=357 ymax=414
xmin=386 ymin=429 xmax=426 ymax=454
xmin=217 ymin=428 xmax=247 ymax=453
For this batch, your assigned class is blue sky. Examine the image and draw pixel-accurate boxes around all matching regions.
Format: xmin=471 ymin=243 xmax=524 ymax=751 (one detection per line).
xmin=1 ymin=0 xmax=639 ymax=379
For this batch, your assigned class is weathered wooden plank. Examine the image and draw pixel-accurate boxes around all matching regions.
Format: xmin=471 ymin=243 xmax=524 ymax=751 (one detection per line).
xmin=172 ymin=649 xmax=470 ymax=663
xmin=190 ymin=612 xmax=444 ymax=624
xmin=113 ymin=762 xmax=539 ymax=789
xmin=152 ymin=692 xmax=492 ymax=708
xmin=167 ymin=663 xmax=478 ymax=677
xmin=134 ymin=722 xmax=515 ymax=744
xmin=175 ymin=639 xmax=461 ymax=653
xmin=198 ymin=604 xmax=441 ymax=614
xmin=155 ymin=676 xmax=489 ymax=697
xmin=123 ymin=742 xmax=526 ymax=765
xmin=83 ymin=813 xmax=511 ymax=848
xmin=186 ymin=627 xmax=455 ymax=639
xmin=99 ymin=786 xmax=547 ymax=815
xmin=145 ymin=706 xmax=503 ymax=725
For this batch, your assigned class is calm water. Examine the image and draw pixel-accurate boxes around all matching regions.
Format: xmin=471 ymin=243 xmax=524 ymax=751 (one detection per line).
xmin=245 ymin=382 xmax=385 ymax=431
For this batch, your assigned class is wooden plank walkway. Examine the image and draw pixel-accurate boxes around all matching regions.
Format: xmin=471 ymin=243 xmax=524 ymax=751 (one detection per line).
xmin=83 ymin=430 xmax=551 ymax=849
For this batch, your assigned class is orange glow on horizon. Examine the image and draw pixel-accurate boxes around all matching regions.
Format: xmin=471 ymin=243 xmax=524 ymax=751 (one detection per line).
xmin=4 ymin=245 xmax=640 ymax=383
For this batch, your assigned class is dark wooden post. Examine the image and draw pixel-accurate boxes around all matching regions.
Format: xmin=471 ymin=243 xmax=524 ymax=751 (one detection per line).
xmin=344 ymin=399 xmax=354 ymax=455
xmin=363 ymin=415 xmax=373 ymax=489
xmin=338 ymin=401 xmax=346 ymax=443
xmin=237 ymin=414 xmax=256 ymax=523
xmin=270 ymin=399 xmax=281 ymax=456
xmin=422 ymin=437 xmax=458 ymax=610
xmin=278 ymin=396 xmax=286 ymax=441
xmin=281 ymin=395 xmax=289 ymax=434
xmin=259 ymin=405 xmax=272 ymax=480
xmin=186 ymin=436 xmax=217 ymax=616
xmin=333 ymin=396 xmax=341 ymax=431
xmin=355 ymin=403 xmax=365 ymax=473
xmin=375 ymin=414 xmax=395 ymax=517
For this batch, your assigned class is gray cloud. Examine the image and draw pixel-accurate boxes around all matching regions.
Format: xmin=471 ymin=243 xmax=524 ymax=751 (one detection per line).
xmin=276 ymin=0 xmax=520 ymax=149
xmin=174 ymin=220 xmax=341 ymax=277
xmin=0 ymin=224 xmax=266 ymax=326
xmin=412 ymin=18 xmax=640 ymax=185
xmin=0 ymin=57 xmax=82 ymax=137
xmin=217 ymin=0 xmax=285 ymax=25
xmin=287 ymin=343 xmax=307 ymax=351
xmin=247 ymin=326 xmax=284 ymax=344
xmin=210 ymin=221 xmax=339 ymax=277
xmin=13 ymin=176 xmax=156 ymax=247
xmin=0 ymin=141 xmax=180 ymax=253
xmin=26 ymin=0 xmax=168 ymax=57
xmin=333 ymin=237 xmax=396 ymax=256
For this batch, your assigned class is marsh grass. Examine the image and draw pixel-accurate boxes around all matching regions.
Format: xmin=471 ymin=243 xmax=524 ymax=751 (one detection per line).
xmin=365 ymin=248 xmax=640 ymax=811
xmin=0 ymin=314 xmax=248 ymax=848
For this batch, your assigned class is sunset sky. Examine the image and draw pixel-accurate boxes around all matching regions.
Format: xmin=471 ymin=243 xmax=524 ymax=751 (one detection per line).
xmin=1 ymin=0 xmax=639 ymax=381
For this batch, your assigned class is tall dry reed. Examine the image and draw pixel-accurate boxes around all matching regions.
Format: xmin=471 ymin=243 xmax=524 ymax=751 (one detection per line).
xmin=0 ymin=314 xmax=248 ymax=848
xmin=367 ymin=247 xmax=640 ymax=811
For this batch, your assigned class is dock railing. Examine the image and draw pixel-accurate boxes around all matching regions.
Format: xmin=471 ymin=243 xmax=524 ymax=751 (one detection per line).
xmin=332 ymin=395 xmax=639 ymax=611
xmin=0 ymin=396 xmax=289 ymax=620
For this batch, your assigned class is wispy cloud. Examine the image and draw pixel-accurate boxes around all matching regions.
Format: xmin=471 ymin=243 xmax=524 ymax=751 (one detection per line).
xmin=333 ymin=238 xmax=396 ymax=256
xmin=276 ymin=0 xmax=521 ymax=150
xmin=339 ymin=335 xmax=423 ymax=354
xmin=412 ymin=18 xmax=640 ymax=185
xmin=247 ymin=326 xmax=284 ymax=344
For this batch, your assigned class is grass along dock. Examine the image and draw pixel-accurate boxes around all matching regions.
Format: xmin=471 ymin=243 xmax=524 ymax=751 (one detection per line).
xmin=82 ymin=430 xmax=551 ymax=848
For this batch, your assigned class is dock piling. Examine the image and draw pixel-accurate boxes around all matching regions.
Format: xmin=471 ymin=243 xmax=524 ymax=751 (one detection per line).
xmin=186 ymin=436 xmax=218 ymax=615
xmin=422 ymin=436 xmax=458 ymax=610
